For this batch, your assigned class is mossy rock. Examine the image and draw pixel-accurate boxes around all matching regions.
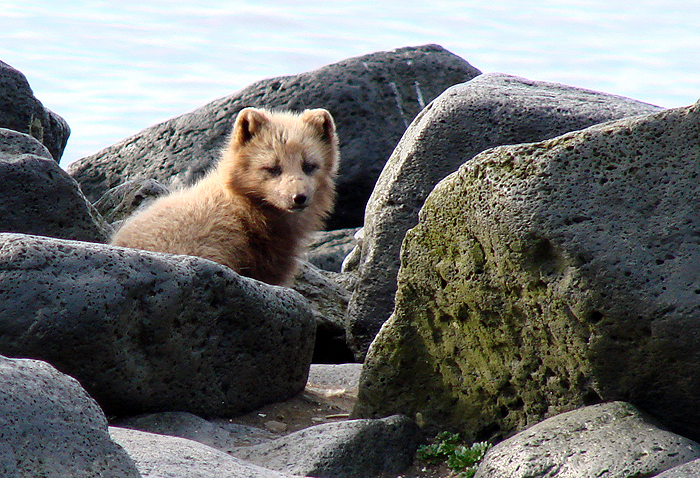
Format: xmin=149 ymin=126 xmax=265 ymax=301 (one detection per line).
xmin=354 ymin=102 xmax=700 ymax=442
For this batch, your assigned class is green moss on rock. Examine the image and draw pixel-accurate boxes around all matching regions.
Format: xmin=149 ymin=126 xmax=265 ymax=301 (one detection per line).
xmin=355 ymin=102 xmax=700 ymax=442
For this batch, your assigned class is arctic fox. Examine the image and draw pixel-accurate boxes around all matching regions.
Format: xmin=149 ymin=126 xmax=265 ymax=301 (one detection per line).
xmin=111 ymin=107 xmax=339 ymax=285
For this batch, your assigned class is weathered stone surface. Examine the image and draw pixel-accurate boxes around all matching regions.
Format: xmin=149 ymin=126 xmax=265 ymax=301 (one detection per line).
xmin=292 ymin=261 xmax=354 ymax=363
xmin=307 ymin=363 xmax=363 ymax=392
xmin=0 ymin=130 xmax=112 ymax=242
xmin=475 ymin=402 xmax=700 ymax=478
xmin=115 ymin=412 xmax=274 ymax=453
xmin=94 ymin=178 xmax=169 ymax=225
xmin=654 ymin=459 xmax=700 ymax=477
xmin=111 ymin=427 xmax=299 ymax=478
xmin=0 ymin=233 xmax=316 ymax=417
xmin=0 ymin=355 xmax=140 ymax=477
xmin=346 ymin=73 xmax=663 ymax=360
xmin=354 ymin=102 xmax=700 ymax=441
xmin=0 ymin=61 xmax=70 ymax=161
xmin=302 ymin=227 xmax=360 ymax=273
xmin=231 ymin=415 xmax=419 ymax=478
xmin=67 ymin=45 xmax=481 ymax=229
xmin=0 ymin=127 xmax=53 ymax=158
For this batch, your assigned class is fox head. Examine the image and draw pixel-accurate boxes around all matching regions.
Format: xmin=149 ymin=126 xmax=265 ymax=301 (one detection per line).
xmin=221 ymin=107 xmax=339 ymax=216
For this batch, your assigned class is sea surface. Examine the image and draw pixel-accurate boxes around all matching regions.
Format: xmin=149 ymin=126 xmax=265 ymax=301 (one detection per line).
xmin=1 ymin=0 xmax=699 ymax=167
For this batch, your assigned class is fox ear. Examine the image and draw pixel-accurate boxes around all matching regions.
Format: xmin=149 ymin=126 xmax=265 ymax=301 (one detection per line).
xmin=233 ymin=108 xmax=268 ymax=145
xmin=302 ymin=109 xmax=336 ymax=144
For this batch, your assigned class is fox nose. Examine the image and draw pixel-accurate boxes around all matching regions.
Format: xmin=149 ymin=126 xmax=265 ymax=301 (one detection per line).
xmin=292 ymin=194 xmax=308 ymax=207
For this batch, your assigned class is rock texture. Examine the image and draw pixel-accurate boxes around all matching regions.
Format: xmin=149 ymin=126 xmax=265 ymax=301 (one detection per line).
xmin=67 ymin=44 xmax=481 ymax=229
xmin=0 ymin=232 xmax=316 ymax=417
xmin=654 ymin=459 xmax=700 ymax=478
xmin=292 ymin=261 xmax=355 ymax=363
xmin=0 ymin=355 xmax=139 ymax=477
xmin=111 ymin=427 xmax=298 ymax=478
xmin=0 ymin=60 xmax=70 ymax=161
xmin=0 ymin=129 xmax=112 ymax=242
xmin=474 ymin=402 xmax=700 ymax=478
xmin=94 ymin=178 xmax=169 ymax=225
xmin=346 ymin=73 xmax=663 ymax=360
xmin=115 ymin=412 xmax=275 ymax=453
xmin=354 ymin=102 xmax=700 ymax=442
xmin=231 ymin=415 xmax=419 ymax=478
xmin=302 ymin=227 xmax=360 ymax=273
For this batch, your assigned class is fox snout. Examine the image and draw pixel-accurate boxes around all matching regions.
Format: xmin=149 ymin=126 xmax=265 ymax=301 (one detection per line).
xmin=292 ymin=193 xmax=309 ymax=209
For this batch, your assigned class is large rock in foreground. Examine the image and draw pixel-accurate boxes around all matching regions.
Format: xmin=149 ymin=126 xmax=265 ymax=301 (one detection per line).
xmin=0 ymin=355 xmax=140 ymax=477
xmin=0 ymin=233 xmax=315 ymax=417
xmin=346 ymin=73 xmax=663 ymax=359
xmin=475 ymin=402 xmax=700 ymax=478
xmin=0 ymin=60 xmax=70 ymax=161
xmin=68 ymin=45 xmax=481 ymax=229
xmin=354 ymin=102 xmax=700 ymax=441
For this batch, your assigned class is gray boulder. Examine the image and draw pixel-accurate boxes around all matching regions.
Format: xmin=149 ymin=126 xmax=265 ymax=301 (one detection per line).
xmin=0 ymin=129 xmax=112 ymax=242
xmin=291 ymin=261 xmax=355 ymax=363
xmin=231 ymin=415 xmax=420 ymax=478
xmin=94 ymin=178 xmax=169 ymax=225
xmin=115 ymin=412 xmax=275 ymax=453
xmin=0 ymin=232 xmax=316 ymax=417
xmin=475 ymin=402 xmax=700 ymax=478
xmin=354 ymin=102 xmax=700 ymax=441
xmin=0 ymin=355 xmax=140 ymax=477
xmin=346 ymin=73 xmax=663 ymax=360
xmin=0 ymin=60 xmax=70 ymax=161
xmin=654 ymin=459 xmax=700 ymax=477
xmin=111 ymin=427 xmax=300 ymax=478
xmin=67 ymin=44 xmax=481 ymax=229
xmin=302 ymin=227 xmax=360 ymax=273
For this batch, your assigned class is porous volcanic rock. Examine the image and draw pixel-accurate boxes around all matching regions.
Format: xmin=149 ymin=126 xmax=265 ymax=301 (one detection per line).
xmin=0 ymin=129 xmax=111 ymax=242
xmin=0 ymin=60 xmax=70 ymax=161
xmin=0 ymin=355 xmax=139 ymax=477
xmin=475 ymin=402 xmax=700 ymax=478
xmin=346 ymin=73 xmax=663 ymax=360
xmin=231 ymin=415 xmax=420 ymax=478
xmin=67 ymin=44 xmax=481 ymax=229
xmin=0 ymin=233 xmax=315 ymax=417
xmin=354 ymin=102 xmax=700 ymax=442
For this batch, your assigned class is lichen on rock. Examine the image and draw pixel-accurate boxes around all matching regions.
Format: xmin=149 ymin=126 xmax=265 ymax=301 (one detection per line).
xmin=354 ymin=101 xmax=700 ymax=442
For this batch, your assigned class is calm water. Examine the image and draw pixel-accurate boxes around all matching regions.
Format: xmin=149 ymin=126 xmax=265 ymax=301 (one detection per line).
xmin=1 ymin=0 xmax=699 ymax=167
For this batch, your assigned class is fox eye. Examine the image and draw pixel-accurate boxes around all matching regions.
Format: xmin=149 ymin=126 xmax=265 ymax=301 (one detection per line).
xmin=263 ymin=165 xmax=282 ymax=177
xmin=302 ymin=162 xmax=319 ymax=175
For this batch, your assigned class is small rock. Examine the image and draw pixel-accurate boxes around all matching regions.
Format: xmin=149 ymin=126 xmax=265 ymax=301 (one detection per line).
xmin=231 ymin=415 xmax=420 ymax=478
xmin=653 ymin=458 xmax=700 ymax=478
xmin=114 ymin=411 xmax=275 ymax=452
xmin=111 ymin=427 xmax=300 ymax=478
xmin=302 ymin=227 xmax=360 ymax=272
xmin=94 ymin=178 xmax=169 ymax=225
xmin=291 ymin=261 xmax=354 ymax=363
xmin=265 ymin=421 xmax=289 ymax=434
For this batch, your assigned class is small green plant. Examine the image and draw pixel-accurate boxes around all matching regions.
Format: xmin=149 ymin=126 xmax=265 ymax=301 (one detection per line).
xmin=417 ymin=431 xmax=491 ymax=478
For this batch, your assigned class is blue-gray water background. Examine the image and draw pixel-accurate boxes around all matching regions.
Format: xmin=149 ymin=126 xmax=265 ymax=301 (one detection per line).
xmin=2 ymin=0 xmax=699 ymax=167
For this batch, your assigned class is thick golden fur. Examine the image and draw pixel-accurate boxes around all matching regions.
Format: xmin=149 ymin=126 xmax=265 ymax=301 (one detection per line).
xmin=111 ymin=107 xmax=339 ymax=285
